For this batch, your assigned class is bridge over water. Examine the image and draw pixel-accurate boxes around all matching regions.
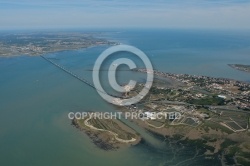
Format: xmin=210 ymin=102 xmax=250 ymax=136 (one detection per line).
xmin=40 ymin=55 xmax=122 ymax=98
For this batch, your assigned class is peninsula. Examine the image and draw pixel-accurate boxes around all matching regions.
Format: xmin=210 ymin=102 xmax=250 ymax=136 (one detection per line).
xmin=117 ymin=69 xmax=250 ymax=165
xmin=72 ymin=112 xmax=141 ymax=150
xmin=229 ymin=64 xmax=250 ymax=73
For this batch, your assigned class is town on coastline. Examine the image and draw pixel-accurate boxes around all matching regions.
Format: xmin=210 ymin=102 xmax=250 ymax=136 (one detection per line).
xmin=111 ymin=68 xmax=250 ymax=165
xmin=0 ymin=32 xmax=118 ymax=56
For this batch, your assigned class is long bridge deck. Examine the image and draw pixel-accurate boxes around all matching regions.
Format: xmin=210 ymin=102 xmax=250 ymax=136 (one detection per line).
xmin=40 ymin=55 xmax=121 ymax=98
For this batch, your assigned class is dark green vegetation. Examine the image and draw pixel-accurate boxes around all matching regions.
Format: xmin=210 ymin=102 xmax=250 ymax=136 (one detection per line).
xmin=148 ymin=83 xmax=227 ymax=106
xmin=188 ymin=96 xmax=225 ymax=106
xmin=150 ymin=87 xmax=171 ymax=94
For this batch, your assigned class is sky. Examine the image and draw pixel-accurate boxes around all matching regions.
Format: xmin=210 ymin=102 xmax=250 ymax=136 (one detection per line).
xmin=0 ymin=0 xmax=250 ymax=30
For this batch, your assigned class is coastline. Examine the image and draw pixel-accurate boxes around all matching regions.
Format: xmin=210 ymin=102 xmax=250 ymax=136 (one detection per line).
xmin=0 ymin=32 xmax=119 ymax=57
xmin=72 ymin=115 xmax=141 ymax=151
xmin=228 ymin=64 xmax=250 ymax=73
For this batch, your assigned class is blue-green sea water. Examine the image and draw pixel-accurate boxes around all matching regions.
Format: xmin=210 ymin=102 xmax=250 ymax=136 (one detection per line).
xmin=1 ymin=29 xmax=250 ymax=166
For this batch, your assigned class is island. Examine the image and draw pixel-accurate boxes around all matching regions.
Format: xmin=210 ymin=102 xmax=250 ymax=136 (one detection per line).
xmin=72 ymin=112 xmax=141 ymax=150
xmin=0 ymin=32 xmax=118 ymax=56
xmin=229 ymin=64 xmax=250 ymax=73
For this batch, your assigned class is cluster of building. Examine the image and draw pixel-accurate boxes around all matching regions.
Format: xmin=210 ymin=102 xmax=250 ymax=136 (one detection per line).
xmin=136 ymin=69 xmax=250 ymax=110
xmin=0 ymin=33 xmax=119 ymax=56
